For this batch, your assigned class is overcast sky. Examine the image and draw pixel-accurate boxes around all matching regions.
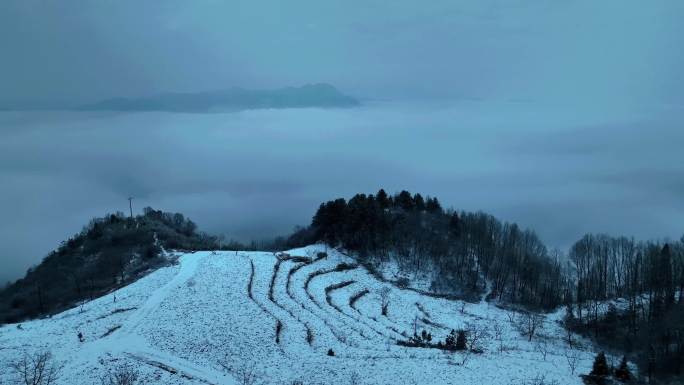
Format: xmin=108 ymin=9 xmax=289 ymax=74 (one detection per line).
xmin=2 ymin=0 xmax=683 ymax=103
xmin=1 ymin=1 xmax=683 ymax=284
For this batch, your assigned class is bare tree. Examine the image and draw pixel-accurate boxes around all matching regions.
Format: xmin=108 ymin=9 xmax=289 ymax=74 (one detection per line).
xmin=10 ymin=351 xmax=61 ymax=385
xmin=465 ymin=322 xmax=489 ymax=352
xmin=458 ymin=322 xmax=490 ymax=366
xmin=235 ymin=366 xmax=259 ymax=385
xmin=516 ymin=312 xmax=544 ymax=342
xmin=516 ymin=374 xmax=560 ymax=385
xmin=564 ymin=347 xmax=581 ymax=375
xmin=492 ymin=318 xmax=505 ymax=352
xmin=101 ymin=365 xmax=139 ymax=385
xmin=219 ymin=359 xmax=259 ymax=385
xmin=535 ymin=338 xmax=550 ymax=361
xmin=564 ymin=325 xmax=574 ymax=347
xmin=379 ymin=287 xmax=391 ymax=316
xmin=506 ymin=311 xmax=516 ymax=324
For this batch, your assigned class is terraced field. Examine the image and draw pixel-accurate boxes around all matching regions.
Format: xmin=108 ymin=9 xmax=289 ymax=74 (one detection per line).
xmin=0 ymin=246 xmax=596 ymax=384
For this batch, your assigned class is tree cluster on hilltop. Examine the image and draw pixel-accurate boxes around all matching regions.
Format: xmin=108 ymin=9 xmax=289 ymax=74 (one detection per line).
xmin=0 ymin=207 xmax=219 ymax=324
xmin=289 ymin=189 xmax=684 ymax=381
xmin=286 ymin=189 xmax=569 ymax=309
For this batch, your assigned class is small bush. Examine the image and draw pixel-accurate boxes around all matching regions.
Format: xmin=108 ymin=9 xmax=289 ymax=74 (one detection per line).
xmin=349 ymin=289 xmax=369 ymax=310
xmin=306 ymin=327 xmax=314 ymax=345
xmin=327 ymin=348 xmax=335 ymax=356
xmin=444 ymin=329 xmax=467 ymax=351
xmin=101 ymin=365 xmax=139 ymax=385
xmin=334 ymin=263 xmax=357 ymax=271
xmin=275 ymin=320 xmax=283 ymax=343
xmin=455 ymin=330 xmax=467 ymax=350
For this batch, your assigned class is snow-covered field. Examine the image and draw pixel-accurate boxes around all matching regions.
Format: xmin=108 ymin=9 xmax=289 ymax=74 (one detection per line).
xmin=0 ymin=246 xmax=597 ymax=384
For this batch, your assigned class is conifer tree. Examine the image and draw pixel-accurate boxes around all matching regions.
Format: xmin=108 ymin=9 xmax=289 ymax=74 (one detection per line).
xmin=445 ymin=329 xmax=457 ymax=348
xmin=448 ymin=212 xmax=461 ymax=238
xmin=376 ymin=189 xmax=389 ymax=209
xmin=395 ymin=190 xmax=414 ymax=210
xmin=425 ymin=197 xmax=442 ymax=213
xmin=590 ymin=352 xmax=610 ymax=377
xmin=456 ymin=329 xmax=467 ymax=351
xmin=614 ymin=356 xmax=632 ymax=383
xmin=413 ymin=193 xmax=426 ymax=211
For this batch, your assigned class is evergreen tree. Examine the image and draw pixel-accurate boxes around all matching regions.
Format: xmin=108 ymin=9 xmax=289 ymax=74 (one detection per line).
xmin=413 ymin=193 xmax=426 ymax=211
xmin=614 ymin=356 xmax=632 ymax=383
xmin=420 ymin=329 xmax=432 ymax=344
xmin=312 ymin=198 xmax=347 ymax=245
xmin=425 ymin=197 xmax=442 ymax=213
xmin=455 ymin=329 xmax=467 ymax=350
xmin=448 ymin=212 xmax=461 ymax=238
xmin=395 ymin=190 xmax=414 ymax=210
xmin=377 ymin=189 xmax=390 ymax=209
xmin=590 ymin=352 xmax=610 ymax=377
xmin=445 ymin=329 xmax=457 ymax=348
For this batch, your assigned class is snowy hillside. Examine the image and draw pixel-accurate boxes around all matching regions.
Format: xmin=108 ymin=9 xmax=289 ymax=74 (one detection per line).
xmin=0 ymin=246 xmax=597 ymax=384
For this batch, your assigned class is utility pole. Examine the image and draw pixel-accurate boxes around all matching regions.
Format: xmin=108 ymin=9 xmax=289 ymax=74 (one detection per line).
xmin=128 ymin=197 xmax=134 ymax=218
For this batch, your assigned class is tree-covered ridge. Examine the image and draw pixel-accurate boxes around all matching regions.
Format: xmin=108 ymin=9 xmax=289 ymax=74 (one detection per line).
xmin=566 ymin=234 xmax=684 ymax=380
xmin=0 ymin=208 xmax=219 ymax=324
xmin=288 ymin=189 xmax=568 ymax=310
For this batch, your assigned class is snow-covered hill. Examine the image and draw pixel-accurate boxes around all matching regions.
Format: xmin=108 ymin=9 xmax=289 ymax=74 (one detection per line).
xmin=0 ymin=246 xmax=596 ymax=384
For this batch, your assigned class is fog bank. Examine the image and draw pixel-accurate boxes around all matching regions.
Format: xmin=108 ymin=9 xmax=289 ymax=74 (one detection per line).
xmin=1 ymin=100 xmax=682 ymax=283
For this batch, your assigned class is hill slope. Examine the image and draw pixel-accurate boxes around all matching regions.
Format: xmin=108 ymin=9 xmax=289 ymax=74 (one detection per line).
xmin=0 ymin=208 xmax=219 ymax=324
xmin=0 ymin=246 xmax=596 ymax=385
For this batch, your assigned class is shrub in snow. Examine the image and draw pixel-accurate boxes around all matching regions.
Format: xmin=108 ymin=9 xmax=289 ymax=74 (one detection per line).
xmin=275 ymin=320 xmax=282 ymax=344
xmin=421 ymin=329 xmax=432 ymax=343
xmin=442 ymin=329 xmax=467 ymax=351
xmin=379 ymin=287 xmax=391 ymax=316
xmin=334 ymin=262 xmax=356 ymax=271
xmin=445 ymin=329 xmax=456 ymax=349
xmin=455 ymin=329 xmax=467 ymax=351
xmin=101 ymin=364 xmax=139 ymax=385
xmin=519 ymin=374 xmax=560 ymax=385
xmin=396 ymin=277 xmax=410 ymax=288
xmin=327 ymin=348 xmax=335 ymax=357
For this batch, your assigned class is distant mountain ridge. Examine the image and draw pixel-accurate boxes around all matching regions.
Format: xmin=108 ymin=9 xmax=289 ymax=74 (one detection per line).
xmin=77 ymin=83 xmax=360 ymax=112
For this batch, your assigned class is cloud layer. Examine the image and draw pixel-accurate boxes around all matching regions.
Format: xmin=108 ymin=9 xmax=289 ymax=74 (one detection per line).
xmin=1 ymin=100 xmax=682 ymax=283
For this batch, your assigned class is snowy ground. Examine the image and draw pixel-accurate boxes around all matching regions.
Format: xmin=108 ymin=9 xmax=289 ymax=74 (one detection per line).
xmin=0 ymin=246 xmax=598 ymax=384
